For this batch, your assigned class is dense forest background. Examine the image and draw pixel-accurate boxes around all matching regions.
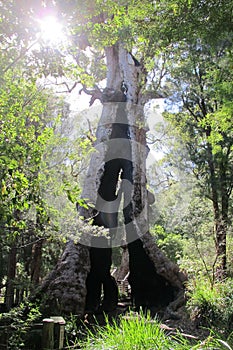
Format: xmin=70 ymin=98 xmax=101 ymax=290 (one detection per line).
xmin=0 ymin=0 xmax=233 ymax=348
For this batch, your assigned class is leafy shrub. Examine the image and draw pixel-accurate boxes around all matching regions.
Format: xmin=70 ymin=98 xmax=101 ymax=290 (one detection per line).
xmin=151 ymin=225 xmax=184 ymax=263
xmin=0 ymin=302 xmax=41 ymax=350
xmin=187 ymin=277 xmax=233 ymax=335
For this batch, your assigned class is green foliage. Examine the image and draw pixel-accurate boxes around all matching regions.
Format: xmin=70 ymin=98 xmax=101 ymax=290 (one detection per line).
xmin=152 ymin=225 xmax=184 ymax=263
xmin=0 ymin=68 xmax=54 ymax=234
xmin=180 ymin=237 xmax=216 ymax=280
xmin=0 ymin=5 xmax=93 ymax=302
xmin=161 ymin=30 xmax=233 ymax=275
xmin=163 ymin=39 xmax=233 ymax=199
xmin=187 ymin=278 xmax=233 ymax=334
xmin=65 ymin=314 xmax=88 ymax=348
xmin=0 ymin=302 xmax=41 ymax=350
xmin=227 ymin=235 xmax=233 ymax=277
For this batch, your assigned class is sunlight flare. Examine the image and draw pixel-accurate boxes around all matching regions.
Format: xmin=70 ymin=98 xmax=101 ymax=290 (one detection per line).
xmin=38 ymin=15 xmax=65 ymax=45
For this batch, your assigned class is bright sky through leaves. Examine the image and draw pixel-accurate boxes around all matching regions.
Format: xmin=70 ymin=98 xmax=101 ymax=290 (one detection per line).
xmin=38 ymin=15 xmax=65 ymax=45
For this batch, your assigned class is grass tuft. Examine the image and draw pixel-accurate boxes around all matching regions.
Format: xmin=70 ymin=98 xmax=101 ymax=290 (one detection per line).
xmin=79 ymin=310 xmax=232 ymax=349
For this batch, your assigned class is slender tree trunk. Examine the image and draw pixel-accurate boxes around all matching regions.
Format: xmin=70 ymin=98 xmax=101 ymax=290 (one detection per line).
xmin=206 ymin=137 xmax=228 ymax=279
xmin=214 ymin=157 xmax=229 ymax=279
xmin=31 ymin=239 xmax=43 ymax=285
xmin=215 ymin=221 xmax=227 ymax=278
xmin=5 ymin=245 xmax=17 ymax=310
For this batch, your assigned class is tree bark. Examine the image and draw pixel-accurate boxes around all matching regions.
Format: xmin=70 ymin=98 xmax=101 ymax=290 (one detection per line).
xmin=31 ymin=239 xmax=43 ymax=286
xmin=38 ymin=43 xmax=187 ymax=317
xmin=114 ymin=246 xmax=129 ymax=282
xmin=38 ymin=241 xmax=89 ymax=316
xmin=214 ymin=156 xmax=229 ymax=279
xmin=206 ymin=136 xmax=229 ymax=279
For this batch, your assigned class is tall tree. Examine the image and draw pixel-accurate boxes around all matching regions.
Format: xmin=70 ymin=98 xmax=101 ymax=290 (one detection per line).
xmin=163 ymin=39 xmax=233 ymax=278
xmin=38 ymin=0 xmax=188 ymax=316
xmin=0 ymin=67 xmax=55 ymax=308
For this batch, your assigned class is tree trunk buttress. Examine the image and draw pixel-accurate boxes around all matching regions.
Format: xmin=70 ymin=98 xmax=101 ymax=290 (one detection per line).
xmin=38 ymin=241 xmax=90 ymax=316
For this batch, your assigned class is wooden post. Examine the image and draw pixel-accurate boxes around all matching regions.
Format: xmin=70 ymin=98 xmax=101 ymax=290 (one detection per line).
xmin=50 ymin=316 xmax=66 ymax=349
xmin=42 ymin=318 xmax=54 ymax=350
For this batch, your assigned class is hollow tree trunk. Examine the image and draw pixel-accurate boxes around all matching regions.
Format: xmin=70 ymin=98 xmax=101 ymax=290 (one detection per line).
xmin=38 ymin=43 xmax=187 ymax=316
xmin=81 ymin=43 xmax=187 ymax=314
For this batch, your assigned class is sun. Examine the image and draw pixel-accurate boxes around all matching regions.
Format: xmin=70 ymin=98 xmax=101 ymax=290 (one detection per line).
xmin=38 ymin=16 xmax=65 ymax=46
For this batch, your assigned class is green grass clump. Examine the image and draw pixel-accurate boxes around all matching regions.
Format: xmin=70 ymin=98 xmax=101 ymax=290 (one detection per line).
xmin=80 ymin=311 xmax=232 ymax=350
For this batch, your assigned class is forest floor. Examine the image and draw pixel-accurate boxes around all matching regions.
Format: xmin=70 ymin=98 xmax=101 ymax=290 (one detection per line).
xmin=84 ymin=298 xmax=210 ymax=342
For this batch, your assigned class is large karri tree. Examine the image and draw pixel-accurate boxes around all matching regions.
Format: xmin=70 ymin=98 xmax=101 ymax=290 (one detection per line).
xmin=2 ymin=0 xmax=232 ymax=317
xmin=28 ymin=0 xmax=233 ymax=317
xmin=38 ymin=0 xmax=189 ymax=317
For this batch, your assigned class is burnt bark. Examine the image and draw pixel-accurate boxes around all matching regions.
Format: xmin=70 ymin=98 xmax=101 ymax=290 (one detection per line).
xmin=37 ymin=241 xmax=89 ymax=316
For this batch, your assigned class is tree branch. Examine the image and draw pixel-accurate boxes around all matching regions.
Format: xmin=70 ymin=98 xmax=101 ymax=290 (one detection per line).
xmin=79 ymin=85 xmax=102 ymax=106
xmin=3 ymin=39 xmax=39 ymax=74
xmin=53 ymin=81 xmax=79 ymax=93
